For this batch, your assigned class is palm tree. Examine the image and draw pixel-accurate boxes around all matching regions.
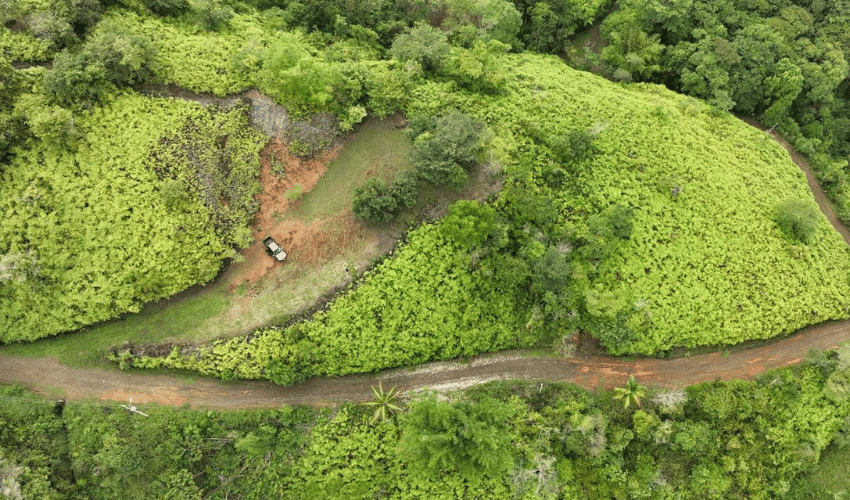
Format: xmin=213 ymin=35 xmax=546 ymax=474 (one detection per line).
xmin=365 ymin=383 xmax=403 ymax=423
xmin=613 ymin=375 xmax=646 ymax=409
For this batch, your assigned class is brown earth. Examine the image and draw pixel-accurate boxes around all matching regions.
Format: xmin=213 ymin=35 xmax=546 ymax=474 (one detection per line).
xmin=222 ymin=138 xmax=345 ymax=288
xmin=2 ymin=118 xmax=850 ymax=409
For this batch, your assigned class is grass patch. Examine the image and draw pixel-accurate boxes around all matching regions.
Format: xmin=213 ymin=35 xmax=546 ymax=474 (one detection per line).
xmin=805 ymin=444 xmax=850 ymax=495
xmin=0 ymin=286 xmax=229 ymax=367
xmin=286 ymin=117 xmax=413 ymax=223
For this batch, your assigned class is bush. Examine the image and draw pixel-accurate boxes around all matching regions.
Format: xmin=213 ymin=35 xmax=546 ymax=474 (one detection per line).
xmin=776 ymin=198 xmax=820 ymax=243
xmin=353 ymin=172 xmax=420 ymax=223
xmin=390 ymin=171 xmax=418 ymax=209
xmin=145 ymin=0 xmax=190 ymax=16
xmin=352 ymin=178 xmax=398 ymax=222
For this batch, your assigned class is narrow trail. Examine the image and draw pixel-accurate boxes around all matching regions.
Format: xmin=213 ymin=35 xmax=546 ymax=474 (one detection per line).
xmin=2 ymin=118 xmax=850 ymax=409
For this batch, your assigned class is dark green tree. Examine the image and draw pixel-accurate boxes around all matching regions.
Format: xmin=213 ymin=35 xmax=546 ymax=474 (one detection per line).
xmin=410 ymin=111 xmax=485 ymax=187
xmin=352 ymin=178 xmax=399 ymax=223
xmin=390 ymin=170 xmax=418 ymax=209
xmin=45 ymin=25 xmax=156 ymax=106
xmin=400 ymin=394 xmax=516 ymax=482
xmin=390 ymin=23 xmax=450 ymax=72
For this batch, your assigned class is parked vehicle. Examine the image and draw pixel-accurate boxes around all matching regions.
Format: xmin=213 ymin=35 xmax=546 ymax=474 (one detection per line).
xmin=262 ymin=236 xmax=287 ymax=262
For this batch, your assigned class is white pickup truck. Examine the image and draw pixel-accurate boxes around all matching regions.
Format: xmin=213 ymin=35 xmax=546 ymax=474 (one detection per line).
xmin=262 ymin=236 xmax=287 ymax=262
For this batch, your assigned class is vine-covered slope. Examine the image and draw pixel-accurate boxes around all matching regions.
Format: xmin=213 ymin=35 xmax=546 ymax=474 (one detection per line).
xmin=0 ymin=94 xmax=264 ymax=341
xmin=119 ymin=51 xmax=850 ymax=381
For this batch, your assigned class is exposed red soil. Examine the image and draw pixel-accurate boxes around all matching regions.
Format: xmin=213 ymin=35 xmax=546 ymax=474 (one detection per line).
xmin=2 ymin=117 xmax=850 ymax=409
xmin=222 ymin=139 xmax=344 ymax=288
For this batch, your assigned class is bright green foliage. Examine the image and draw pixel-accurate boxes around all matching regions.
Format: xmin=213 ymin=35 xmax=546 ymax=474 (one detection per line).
xmin=0 ymin=93 xmax=262 ymax=342
xmin=439 ymin=200 xmax=497 ymax=248
xmin=120 ymin=48 xmax=850 ymax=366
xmin=406 ymin=53 xmax=850 ymax=354
xmin=776 ymin=198 xmax=821 ymax=244
xmin=115 ymin=223 xmax=530 ymax=379
xmin=103 ymin=11 xmax=261 ymax=96
xmin=259 ymin=33 xmax=341 ymax=115
xmin=0 ymin=27 xmax=51 ymax=63
xmin=13 ymin=93 xmax=80 ymax=148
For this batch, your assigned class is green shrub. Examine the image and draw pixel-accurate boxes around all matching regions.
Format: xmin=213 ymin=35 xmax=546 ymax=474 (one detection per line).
xmin=390 ymin=23 xmax=450 ymax=72
xmin=45 ymin=21 xmax=156 ymax=106
xmin=776 ymin=198 xmax=821 ymax=243
xmin=390 ymin=170 xmax=418 ymax=209
xmin=352 ymin=178 xmax=398 ymax=223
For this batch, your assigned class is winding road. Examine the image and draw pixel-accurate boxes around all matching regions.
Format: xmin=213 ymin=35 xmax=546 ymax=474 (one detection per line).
xmin=1 ymin=119 xmax=849 ymax=409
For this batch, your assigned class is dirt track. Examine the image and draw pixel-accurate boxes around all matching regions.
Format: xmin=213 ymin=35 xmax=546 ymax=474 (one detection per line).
xmin=2 ymin=118 xmax=850 ymax=409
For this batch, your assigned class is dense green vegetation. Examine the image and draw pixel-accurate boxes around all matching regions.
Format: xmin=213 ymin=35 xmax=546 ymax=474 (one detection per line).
xmin=4 ymin=0 xmax=850 ymax=385
xmin=114 ymin=222 xmax=533 ymax=383
xmin=3 ymin=0 xmax=850 ymax=498
xmin=117 ymin=49 xmax=850 ymax=379
xmin=0 ymin=93 xmax=263 ymax=342
xmin=4 ymin=346 xmax=850 ymax=498
xmin=588 ymin=0 xmax=850 ymax=227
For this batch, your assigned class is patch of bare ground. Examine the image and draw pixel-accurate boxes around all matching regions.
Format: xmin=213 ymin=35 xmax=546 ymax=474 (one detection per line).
xmin=220 ymin=138 xmax=342 ymax=288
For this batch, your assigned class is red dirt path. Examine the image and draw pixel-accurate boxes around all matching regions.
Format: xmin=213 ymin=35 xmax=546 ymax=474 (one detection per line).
xmin=223 ymin=138 xmax=344 ymax=288
xmin=2 ymin=118 xmax=850 ymax=409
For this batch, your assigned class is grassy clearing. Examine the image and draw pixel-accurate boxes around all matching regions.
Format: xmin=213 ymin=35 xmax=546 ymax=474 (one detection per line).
xmin=286 ymin=117 xmax=413 ymax=223
xmin=804 ymin=444 xmax=850 ymax=495
xmin=0 ymin=286 xmax=230 ymax=366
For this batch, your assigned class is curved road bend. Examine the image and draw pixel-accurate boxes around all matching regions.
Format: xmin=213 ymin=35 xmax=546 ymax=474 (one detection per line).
xmin=1 ymin=119 xmax=850 ymax=409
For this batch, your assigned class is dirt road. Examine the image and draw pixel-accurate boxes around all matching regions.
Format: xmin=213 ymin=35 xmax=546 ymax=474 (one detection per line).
xmin=1 ymin=118 xmax=849 ymax=409
xmin=0 ymin=318 xmax=847 ymax=408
